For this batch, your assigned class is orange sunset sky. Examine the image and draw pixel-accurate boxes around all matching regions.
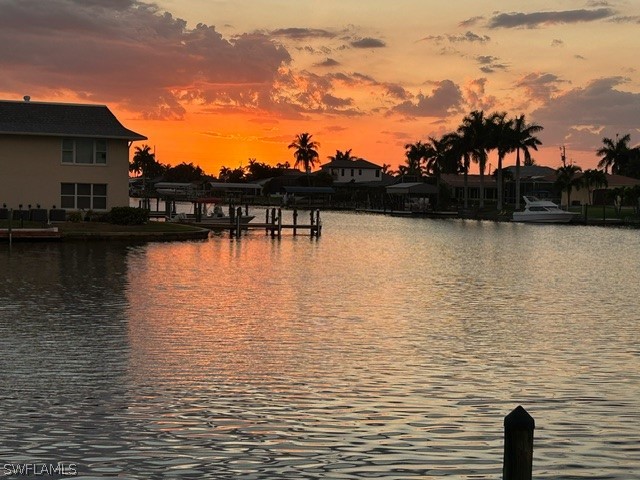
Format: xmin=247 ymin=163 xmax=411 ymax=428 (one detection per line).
xmin=1 ymin=0 xmax=639 ymax=175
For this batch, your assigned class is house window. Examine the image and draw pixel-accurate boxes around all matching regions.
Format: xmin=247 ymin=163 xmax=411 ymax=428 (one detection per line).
xmin=350 ymin=169 xmax=354 ymax=177
xmin=61 ymin=138 xmax=108 ymax=164
xmin=341 ymin=169 xmax=345 ymax=176
xmin=359 ymin=169 xmax=362 ymax=175
xmin=375 ymin=170 xmax=380 ymax=178
xmin=61 ymin=183 xmax=108 ymax=209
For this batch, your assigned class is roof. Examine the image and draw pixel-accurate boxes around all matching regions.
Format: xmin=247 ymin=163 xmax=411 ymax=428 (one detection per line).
xmin=283 ymin=186 xmax=334 ymax=194
xmin=209 ymin=182 xmax=263 ymax=190
xmin=441 ymin=174 xmax=497 ymax=188
xmin=386 ymin=182 xmax=438 ymax=195
xmin=0 ymin=99 xmax=146 ymax=140
xmin=321 ymin=158 xmax=382 ymax=169
xmin=504 ymin=165 xmax=556 ymax=178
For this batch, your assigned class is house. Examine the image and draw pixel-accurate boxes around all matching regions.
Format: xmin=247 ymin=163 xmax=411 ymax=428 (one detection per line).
xmin=320 ymin=158 xmax=383 ymax=184
xmin=566 ymin=173 xmax=640 ymax=206
xmin=0 ymin=98 xmax=146 ymax=214
xmin=440 ymin=173 xmax=497 ymax=205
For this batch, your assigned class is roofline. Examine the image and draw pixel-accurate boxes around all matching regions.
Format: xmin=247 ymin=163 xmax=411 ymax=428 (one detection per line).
xmin=0 ymin=99 xmax=109 ymax=108
xmin=0 ymin=131 xmax=147 ymax=141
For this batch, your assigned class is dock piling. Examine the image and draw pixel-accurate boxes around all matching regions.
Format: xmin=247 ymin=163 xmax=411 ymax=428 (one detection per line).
xmin=503 ymin=406 xmax=535 ymax=480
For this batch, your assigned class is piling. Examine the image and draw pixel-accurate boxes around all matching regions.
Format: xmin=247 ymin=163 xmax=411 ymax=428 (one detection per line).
xmin=277 ymin=208 xmax=282 ymax=237
xmin=235 ymin=206 xmax=242 ymax=238
xmin=293 ymin=209 xmax=298 ymax=236
xmin=503 ymin=405 xmax=535 ymax=480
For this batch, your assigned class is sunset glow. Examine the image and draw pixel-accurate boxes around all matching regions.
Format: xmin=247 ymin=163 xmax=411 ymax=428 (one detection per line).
xmin=2 ymin=0 xmax=639 ymax=175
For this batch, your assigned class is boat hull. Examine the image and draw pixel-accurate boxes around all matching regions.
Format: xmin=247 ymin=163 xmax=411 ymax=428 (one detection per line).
xmin=512 ymin=212 xmax=575 ymax=223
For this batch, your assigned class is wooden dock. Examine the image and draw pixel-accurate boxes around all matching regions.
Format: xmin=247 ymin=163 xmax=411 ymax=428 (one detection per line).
xmin=0 ymin=227 xmax=61 ymax=241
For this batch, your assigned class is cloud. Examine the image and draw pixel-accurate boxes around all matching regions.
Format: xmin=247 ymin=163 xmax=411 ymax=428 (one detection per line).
xmin=315 ymin=58 xmax=340 ymax=67
xmin=459 ymin=16 xmax=484 ymax=28
xmin=516 ymin=72 xmax=569 ymax=104
xmin=350 ymin=37 xmax=386 ymax=48
xmin=420 ymin=31 xmax=490 ymax=44
xmin=488 ymin=8 xmax=616 ymax=28
xmin=531 ymin=77 xmax=640 ymax=147
xmin=0 ymin=0 xmax=292 ymax=119
xmin=551 ymin=39 xmax=564 ymax=47
xmin=476 ymin=56 xmax=508 ymax=73
xmin=463 ymin=78 xmax=497 ymax=112
xmin=390 ymin=80 xmax=463 ymax=117
xmin=270 ymin=28 xmax=335 ymax=39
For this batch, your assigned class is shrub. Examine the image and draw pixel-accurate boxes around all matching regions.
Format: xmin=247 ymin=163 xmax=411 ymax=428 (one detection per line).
xmin=68 ymin=211 xmax=83 ymax=222
xmin=108 ymin=207 xmax=149 ymax=225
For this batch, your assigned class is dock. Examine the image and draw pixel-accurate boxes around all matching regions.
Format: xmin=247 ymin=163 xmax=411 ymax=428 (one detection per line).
xmin=0 ymin=227 xmax=61 ymax=241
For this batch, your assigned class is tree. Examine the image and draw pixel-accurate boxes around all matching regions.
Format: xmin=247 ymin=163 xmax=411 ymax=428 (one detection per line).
xmin=580 ymin=169 xmax=608 ymax=204
xmin=218 ymin=166 xmax=245 ymax=183
xmin=403 ymin=141 xmax=427 ymax=177
xmin=130 ymin=144 xmax=165 ymax=194
xmin=163 ymin=162 xmax=206 ymax=183
xmin=555 ymin=164 xmax=582 ymax=208
xmin=447 ymin=131 xmax=473 ymax=209
xmin=597 ymin=134 xmax=632 ymax=174
xmin=489 ymin=112 xmax=515 ymax=211
xmin=458 ymin=110 xmax=492 ymax=208
xmin=328 ymin=149 xmax=358 ymax=162
xmin=288 ymin=133 xmax=320 ymax=184
xmin=511 ymin=115 xmax=543 ymax=209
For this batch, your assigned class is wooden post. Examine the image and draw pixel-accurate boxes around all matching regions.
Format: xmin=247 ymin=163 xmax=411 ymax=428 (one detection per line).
xmin=293 ymin=208 xmax=298 ymax=236
xmin=277 ymin=207 xmax=282 ymax=237
xmin=315 ymin=210 xmax=321 ymax=237
xmin=271 ymin=207 xmax=277 ymax=237
xmin=265 ymin=209 xmax=270 ymax=234
xmin=236 ymin=206 xmax=242 ymax=238
xmin=245 ymin=204 xmax=249 ymax=216
xmin=503 ymin=406 xmax=535 ymax=480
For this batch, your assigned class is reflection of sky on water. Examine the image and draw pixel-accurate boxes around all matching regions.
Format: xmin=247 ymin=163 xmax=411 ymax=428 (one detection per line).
xmin=1 ymin=213 xmax=639 ymax=478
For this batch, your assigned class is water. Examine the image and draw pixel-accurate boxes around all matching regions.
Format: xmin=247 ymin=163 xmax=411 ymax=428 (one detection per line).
xmin=1 ymin=211 xmax=639 ymax=478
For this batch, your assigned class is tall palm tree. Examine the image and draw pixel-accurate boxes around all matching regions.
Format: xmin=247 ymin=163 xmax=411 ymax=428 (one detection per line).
xmin=489 ymin=112 xmax=515 ymax=211
xmin=511 ymin=115 xmax=543 ymax=209
xmin=458 ymin=110 xmax=492 ymax=208
xmin=447 ymin=131 xmax=472 ymax=209
xmin=597 ymin=134 xmax=631 ymax=174
xmin=423 ymin=136 xmax=454 ymax=208
xmin=580 ymin=169 xmax=608 ymax=204
xmin=288 ymin=133 xmax=320 ymax=184
xmin=555 ymin=164 xmax=582 ymax=208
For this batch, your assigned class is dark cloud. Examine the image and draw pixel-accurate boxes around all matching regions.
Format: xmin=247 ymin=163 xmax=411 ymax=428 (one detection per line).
xmin=391 ymin=80 xmax=463 ymax=117
xmin=551 ymin=39 xmax=564 ymax=47
xmin=531 ymin=77 xmax=640 ymax=147
xmin=0 ymin=0 xmax=292 ymax=119
xmin=315 ymin=58 xmax=340 ymax=67
xmin=350 ymin=37 xmax=386 ymax=48
xmin=270 ymin=27 xmax=335 ymax=39
xmin=488 ymin=8 xmax=616 ymax=28
xmin=476 ymin=56 xmax=507 ymax=74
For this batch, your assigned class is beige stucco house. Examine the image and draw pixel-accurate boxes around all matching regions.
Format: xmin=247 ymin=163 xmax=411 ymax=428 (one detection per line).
xmin=0 ymin=98 xmax=146 ymax=213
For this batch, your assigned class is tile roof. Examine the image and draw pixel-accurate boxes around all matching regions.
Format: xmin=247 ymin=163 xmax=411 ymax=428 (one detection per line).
xmin=0 ymin=99 xmax=146 ymax=140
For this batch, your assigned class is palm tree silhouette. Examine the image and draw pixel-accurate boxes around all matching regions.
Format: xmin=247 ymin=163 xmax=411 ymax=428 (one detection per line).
xmin=580 ymin=169 xmax=608 ymax=204
xmin=555 ymin=164 xmax=582 ymax=208
xmin=597 ymin=134 xmax=631 ymax=174
xmin=458 ymin=111 xmax=492 ymax=208
xmin=288 ymin=133 xmax=320 ymax=185
xmin=511 ymin=115 xmax=543 ymax=209
xmin=489 ymin=112 xmax=515 ymax=211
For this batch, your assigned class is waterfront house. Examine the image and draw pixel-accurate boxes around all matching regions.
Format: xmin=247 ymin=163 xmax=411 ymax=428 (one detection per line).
xmin=440 ymin=173 xmax=497 ymax=206
xmin=0 ymin=98 xmax=146 ymax=214
xmin=320 ymin=158 xmax=383 ymax=184
xmin=567 ymin=173 xmax=640 ymax=206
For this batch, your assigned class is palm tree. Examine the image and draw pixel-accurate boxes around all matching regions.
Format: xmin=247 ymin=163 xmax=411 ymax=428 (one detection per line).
xmin=555 ymin=164 xmax=582 ymax=208
xmin=458 ymin=110 xmax=492 ymax=208
xmin=580 ymin=169 xmax=608 ymax=204
xmin=597 ymin=134 xmax=631 ymax=174
xmin=403 ymin=141 xmax=427 ymax=177
xmin=288 ymin=133 xmax=320 ymax=184
xmin=328 ymin=149 xmax=358 ymax=162
xmin=423 ymin=136 xmax=453 ymax=208
xmin=130 ymin=144 xmax=157 ymax=195
xmin=489 ymin=112 xmax=515 ymax=211
xmin=511 ymin=115 xmax=543 ymax=209
xmin=446 ymin=131 xmax=472 ymax=209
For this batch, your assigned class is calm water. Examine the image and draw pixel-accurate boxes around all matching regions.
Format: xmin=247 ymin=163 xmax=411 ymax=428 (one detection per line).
xmin=1 ymin=211 xmax=639 ymax=479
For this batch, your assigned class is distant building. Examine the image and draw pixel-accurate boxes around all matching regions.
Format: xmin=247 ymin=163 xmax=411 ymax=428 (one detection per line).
xmin=320 ymin=158 xmax=383 ymax=184
xmin=0 ymin=98 xmax=146 ymax=212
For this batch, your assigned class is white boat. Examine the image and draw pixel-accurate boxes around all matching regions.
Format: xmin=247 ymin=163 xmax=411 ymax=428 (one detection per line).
xmin=512 ymin=196 xmax=577 ymax=223
xmin=168 ymin=204 xmax=255 ymax=226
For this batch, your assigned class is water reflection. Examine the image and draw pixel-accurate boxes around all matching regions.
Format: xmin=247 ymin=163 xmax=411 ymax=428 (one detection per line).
xmin=1 ymin=213 xmax=639 ymax=478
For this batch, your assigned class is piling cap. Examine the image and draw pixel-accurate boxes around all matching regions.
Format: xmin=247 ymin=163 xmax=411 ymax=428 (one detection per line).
xmin=504 ymin=405 xmax=535 ymax=430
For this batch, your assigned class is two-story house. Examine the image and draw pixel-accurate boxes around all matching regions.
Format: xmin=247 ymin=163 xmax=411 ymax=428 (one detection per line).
xmin=320 ymin=158 xmax=383 ymax=184
xmin=0 ymin=98 xmax=146 ymax=212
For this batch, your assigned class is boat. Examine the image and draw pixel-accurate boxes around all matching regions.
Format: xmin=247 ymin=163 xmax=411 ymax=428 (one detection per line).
xmin=168 ymin=204 xmax=255 ymax=227
xmin=512 ymin=196 xmax=577 ymax=223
